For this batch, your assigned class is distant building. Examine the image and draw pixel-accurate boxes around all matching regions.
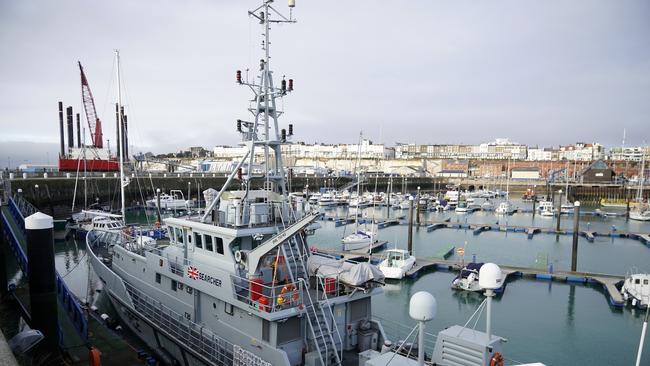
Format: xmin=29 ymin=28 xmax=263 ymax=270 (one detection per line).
xmin=394 ymin=138 xmax=527 ymax=160
xmin=609 ymin=146 xmax=650 ymax=161
xmin=526 ymin=147 xmax=554 ymax=161
xmin=558 ymin=142 xmax=604 ymax=161
xmin=437 ymin=169 xmax=467 ymax=178
xmin=511 ymin=167 xmax=540 ymax=180
xmin=579 ymin=160 xmax=615 ymax=183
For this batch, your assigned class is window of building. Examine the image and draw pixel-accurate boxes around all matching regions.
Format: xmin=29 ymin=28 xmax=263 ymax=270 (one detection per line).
xmin=205 ymin=235 xmax=213 ymax=252
xmin=216 ymin=237 xmax=224 ymax=255
xmin=194 ymin=232 xmax=203 ymax=249
xmin=171 ymin=279 xmax=178 ymax=291
xmin=155 ymin=273 xmax=161 ymax=284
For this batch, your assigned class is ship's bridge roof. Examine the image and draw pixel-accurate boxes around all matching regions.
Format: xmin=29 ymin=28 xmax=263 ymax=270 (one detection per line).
xmin=220 ymin=189 xmax=284 ymax=203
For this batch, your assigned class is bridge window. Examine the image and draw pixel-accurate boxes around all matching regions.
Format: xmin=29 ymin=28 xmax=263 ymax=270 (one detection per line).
xmin=204 ymin=235 xmax=213 ymax=252
xmin=155 ymin=273 xmax=161 ymax=284
xmin=171 ymin=279 xmax=178 ymax=291
xmin=194 ymin=233 xmax=203 ymax=249
xmin=175 ymin=228 xmax=184 ymax=244
xmin=216 ymin=237 xmax=224 ymax=254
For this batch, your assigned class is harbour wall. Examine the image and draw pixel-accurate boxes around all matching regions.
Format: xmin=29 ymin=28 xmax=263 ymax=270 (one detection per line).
xmin=5 ymin=175 xmax=645 ymax=219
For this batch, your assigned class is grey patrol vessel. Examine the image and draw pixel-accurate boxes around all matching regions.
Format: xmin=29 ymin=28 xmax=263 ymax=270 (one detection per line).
xmin=86 ymin=1 xmax=388 ymax=365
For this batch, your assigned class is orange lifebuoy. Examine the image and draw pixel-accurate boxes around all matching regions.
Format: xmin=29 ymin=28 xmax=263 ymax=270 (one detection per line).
xmin=89 ymin=347 xmax=102 ymax=366
xmin=291 ymin=287 xmax=299 ymax=303
xmin=490 ymin=352 xmax=504 ymax=366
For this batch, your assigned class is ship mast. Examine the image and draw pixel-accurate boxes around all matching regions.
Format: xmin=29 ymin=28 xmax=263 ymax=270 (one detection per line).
xmin=202 ymin=0 xmax=296 ymax=223
xmin=115 ymin=50 xmax=126 ymax=219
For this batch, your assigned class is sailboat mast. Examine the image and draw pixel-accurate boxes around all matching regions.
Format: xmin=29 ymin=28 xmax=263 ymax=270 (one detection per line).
xmin=115 ymin=50 xmax=126 ymax=219
xmin=639 ymin=149 xmax=645 ymax=202
xmin=354 ymin=131 xmax=363 ymax=231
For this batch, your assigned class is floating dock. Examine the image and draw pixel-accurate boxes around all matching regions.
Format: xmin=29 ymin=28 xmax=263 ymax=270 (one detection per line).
xmin=315 ymin=248 xmax=626 ymax=306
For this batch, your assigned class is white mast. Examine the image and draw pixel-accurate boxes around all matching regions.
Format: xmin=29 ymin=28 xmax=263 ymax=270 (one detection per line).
xmin=354 ymin=131 xmax=363 ymax=231
xmin=638 ymin=148 xmax=646 ymax=202
xmin=115 ymin=50 xmax=126 ymax=219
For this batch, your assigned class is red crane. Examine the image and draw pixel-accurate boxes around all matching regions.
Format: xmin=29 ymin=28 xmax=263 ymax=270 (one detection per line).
xmin=78 ymin=61 xmax=103 ymax=148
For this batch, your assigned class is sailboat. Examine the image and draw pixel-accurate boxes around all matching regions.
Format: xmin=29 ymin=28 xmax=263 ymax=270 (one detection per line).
xmin=630 ymin=149 xmax=650 ymax=221
xmin=495 ymin=159 xmax=515 ymax=215
xmin=560 ymin=161 xmax=574 ymax=214
xmin=342 ymin=132 xmax=377 ymax=251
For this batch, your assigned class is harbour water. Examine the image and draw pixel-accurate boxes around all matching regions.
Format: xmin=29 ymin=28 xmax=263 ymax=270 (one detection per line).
xmin=2 ymin=201 xmax=649 ymax=365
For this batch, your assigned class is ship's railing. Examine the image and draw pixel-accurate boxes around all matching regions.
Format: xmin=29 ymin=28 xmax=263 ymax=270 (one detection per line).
xmin=230 ymin=274 xmax=305 ymax=313
xmin=123 ymin=281 xmax=240 ymax=365
xmin=313 ymin=274 xmax=342 ymax=301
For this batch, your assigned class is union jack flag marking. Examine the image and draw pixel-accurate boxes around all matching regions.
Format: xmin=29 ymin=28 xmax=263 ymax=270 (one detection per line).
xmin=187 ymin=266 xmax=199 ymax=280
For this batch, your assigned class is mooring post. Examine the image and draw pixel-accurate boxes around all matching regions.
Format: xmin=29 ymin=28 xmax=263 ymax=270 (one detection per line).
xmin=415 ymin=186 xmax=421 ymax=226
xmin=532 ymin=196 xmax=536 ymax=218
xmin=408 ymin=196 xmax=414 ymax=254
xmin=626 ymin=199 xmax=630 ymax=221
xmin=556 ymin=190 xmax=562 ymax=233
xmin=25 ymin=212 xmax=59 ymax=354
xmin=571 ymin=201 xmax=581 ymax=272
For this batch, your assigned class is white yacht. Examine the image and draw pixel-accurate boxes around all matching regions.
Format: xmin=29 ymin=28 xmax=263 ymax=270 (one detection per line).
xmin=146 ymin=190 xmax=189 ymax=210
xmin=630 ymin=207 xmax=650 ymax=222
xmin=451 ymin=262 xmax=505 ymax=293
xmin=87 ymin=7 xmax=389 ymax=365
xmin=378 ymin=249 xmax=416 ymax=280
xmin=621 ymin=273 xmax=650 ymax=308
xmin=538 ymin=201 xmax=555 ymax=217
xmin=318 ymin=191 xmax=336 ymax=206
xmin=495 ymin=201 xmax=514 ymax=215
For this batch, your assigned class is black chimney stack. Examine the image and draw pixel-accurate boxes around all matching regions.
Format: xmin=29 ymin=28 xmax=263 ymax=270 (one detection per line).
xmin=58 ymin=102 xmax=64 ymax=157
xmin=76 ymin=113 xmax=81 ymax=148
xmin=66 ymin=106 xmax=74 ymax=151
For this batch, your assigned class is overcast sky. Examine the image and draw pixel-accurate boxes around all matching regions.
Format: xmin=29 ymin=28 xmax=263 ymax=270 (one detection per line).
xmin=1 ymin=0 xmax=649 ymax=167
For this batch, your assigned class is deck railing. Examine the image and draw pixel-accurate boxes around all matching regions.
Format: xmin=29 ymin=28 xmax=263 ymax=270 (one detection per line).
xmin=230 ymin=274 xmax=305 ymax=313
xmin=123 ymin=281 xmax=246 ymax=365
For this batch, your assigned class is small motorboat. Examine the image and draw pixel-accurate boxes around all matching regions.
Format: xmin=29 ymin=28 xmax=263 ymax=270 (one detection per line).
xmin=495 ymin=201 xmax=514 ymax=215
xmin=378 ymin=249 xmax=416 ymax=280
xmin=452 ymin=262 xmax=505 ymax=293
xmin=620 ymin=272 xmax=650 ymax=308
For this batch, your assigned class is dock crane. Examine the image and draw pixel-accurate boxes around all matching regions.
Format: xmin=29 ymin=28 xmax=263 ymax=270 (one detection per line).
xmin=78 ymin=61 xmax=103 ymax=148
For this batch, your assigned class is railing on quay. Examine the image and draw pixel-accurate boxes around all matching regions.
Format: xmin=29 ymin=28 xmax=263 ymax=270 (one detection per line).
xmin=3 ymin=196 xmax=89 ymax=343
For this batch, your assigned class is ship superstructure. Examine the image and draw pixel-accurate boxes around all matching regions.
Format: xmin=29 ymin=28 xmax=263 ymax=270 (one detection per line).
xmin=87 ymin=2 xmax=387 ymax=365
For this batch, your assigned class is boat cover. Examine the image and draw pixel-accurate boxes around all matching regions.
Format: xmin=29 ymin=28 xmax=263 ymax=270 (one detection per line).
xmin=459 ymin=262 xmax=484 ymax=278
xmin=307 ymin=255 xmax=385 ymax=286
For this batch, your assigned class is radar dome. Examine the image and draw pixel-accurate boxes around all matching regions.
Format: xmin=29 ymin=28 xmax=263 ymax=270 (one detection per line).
xmin=409 ymin=291 xmax=437 ymax=322
xmin=479 ymin=263 xmax=502 ymax=290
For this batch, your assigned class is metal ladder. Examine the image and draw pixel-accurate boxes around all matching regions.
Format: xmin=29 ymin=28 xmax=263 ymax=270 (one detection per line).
xmin=276 ymin=204 xmax=342 ymax=365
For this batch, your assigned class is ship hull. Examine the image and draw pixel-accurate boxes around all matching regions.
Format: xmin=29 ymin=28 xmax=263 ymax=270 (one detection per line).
xmin=86 ymin=240 xmax=227 ymax=366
